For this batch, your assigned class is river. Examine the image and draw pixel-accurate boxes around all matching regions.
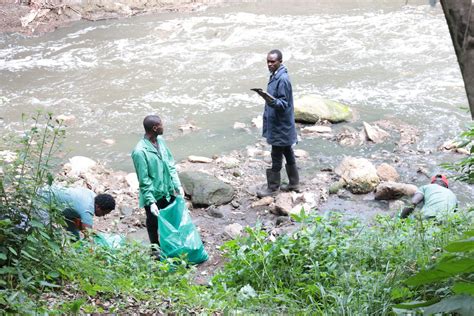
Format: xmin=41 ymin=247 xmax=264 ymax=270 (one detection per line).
xmin=0 ymin=0 xmax=472 ymax=204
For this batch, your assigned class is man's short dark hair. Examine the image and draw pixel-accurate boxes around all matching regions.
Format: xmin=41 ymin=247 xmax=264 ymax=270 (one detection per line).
xmin=268 ymin=49 xmax=283 ymax=62
xmin=95 ymin=194 xmax=115 ymax=214
xmin=143 ymin=115 xmax=161 ymax=133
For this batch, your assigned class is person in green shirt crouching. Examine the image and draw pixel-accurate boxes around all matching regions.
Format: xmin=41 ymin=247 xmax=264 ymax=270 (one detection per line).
xmin=41 ymin=186 xmax=116 ymax=239
xmin=400 ymin=174 xmax=458 ymax=220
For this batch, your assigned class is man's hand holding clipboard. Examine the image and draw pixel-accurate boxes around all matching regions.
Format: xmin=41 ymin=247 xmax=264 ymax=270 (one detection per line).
xmin=251 ymin=88 xmax=276 ymax=104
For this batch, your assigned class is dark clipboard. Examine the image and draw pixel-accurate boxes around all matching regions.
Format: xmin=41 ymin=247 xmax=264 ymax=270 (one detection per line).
xmin=251 ymin=88 xmax=275 ymax=103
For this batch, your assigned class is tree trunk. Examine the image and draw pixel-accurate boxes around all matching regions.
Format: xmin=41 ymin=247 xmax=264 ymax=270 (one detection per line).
xmin=440 ymin=0 xmax=474 ymax=119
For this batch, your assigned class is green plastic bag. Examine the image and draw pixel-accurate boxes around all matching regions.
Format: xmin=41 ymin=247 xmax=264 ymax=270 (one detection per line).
xmin=93 ymin=232 xmax=125 ymax=249
xmin=158 ymin=196 xmax=208 ymax=264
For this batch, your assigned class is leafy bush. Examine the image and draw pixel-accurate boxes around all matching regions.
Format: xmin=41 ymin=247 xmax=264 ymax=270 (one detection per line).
xmin=395 ymin=229 xmax=474 ymax=315
xmin=210 ymin=210 xmax=473 ymax=314
xmin=442 ymin=124 xmax=474 ymax=184
xmin=0 ymin=112 xmax=68 ymax=313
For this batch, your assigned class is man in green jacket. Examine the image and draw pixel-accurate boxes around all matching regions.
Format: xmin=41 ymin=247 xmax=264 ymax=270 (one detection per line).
xmin=131 ymin=115 xmax=184 ymax=247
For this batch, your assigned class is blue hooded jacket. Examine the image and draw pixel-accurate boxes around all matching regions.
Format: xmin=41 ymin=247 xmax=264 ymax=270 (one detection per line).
xmin=262 ymin=64 xmax=297 ymax=146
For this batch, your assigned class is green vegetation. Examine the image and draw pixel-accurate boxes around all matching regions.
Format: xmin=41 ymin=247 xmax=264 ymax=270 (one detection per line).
xmin=211 ymin=211 xmax=472 ymax=314
xmin=1 ymin=114 xmax=472 ymax=314
xmin=443 ymin=123 xmax=474 ymax=184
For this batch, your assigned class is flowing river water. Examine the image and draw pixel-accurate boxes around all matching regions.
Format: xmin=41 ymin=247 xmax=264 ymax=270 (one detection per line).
xmin=0 ymin=0 xmax=472 ymax=205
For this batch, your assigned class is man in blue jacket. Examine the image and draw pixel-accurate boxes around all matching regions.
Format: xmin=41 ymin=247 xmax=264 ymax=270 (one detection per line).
xmin=257 ymin=49 xmax=299 ymax=197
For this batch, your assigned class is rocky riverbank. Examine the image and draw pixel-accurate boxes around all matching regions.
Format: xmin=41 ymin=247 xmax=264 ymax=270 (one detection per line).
xmin=0 ymin=0 xmax=226 ymax=35
xmin=46 ymin=96 xmax=468 ymax=283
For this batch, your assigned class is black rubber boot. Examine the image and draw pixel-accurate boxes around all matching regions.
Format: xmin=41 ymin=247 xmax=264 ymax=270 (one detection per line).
xmin=257 ymin=169 xmax=281 ymax=198
xmin=281 ymin=164 xmax=300 ymax=192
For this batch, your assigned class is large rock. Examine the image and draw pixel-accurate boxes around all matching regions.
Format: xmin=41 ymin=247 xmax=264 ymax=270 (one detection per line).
xmin=294 ymin=95 xmax=352 ymax=123
xmin=363 ymin=122 xmax=390 ymax=143
xmin=376 ymin=163 xmax=400 ymax=182
xmin=335 ymin=157 xmax=380 ymax=194
xmin=374 ymin=182 xmax=418 ymax=200
xmin=65 ymin=156 xmax=97 ymax=176
xmin=179 ymin=171 xmax=234 ymax=206
xmin=125 ymin=173 xmax=139 ymax=192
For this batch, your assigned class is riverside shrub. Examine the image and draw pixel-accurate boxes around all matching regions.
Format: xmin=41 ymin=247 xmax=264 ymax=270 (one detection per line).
xmin=211 ymin=210 xmax=473 ymax=314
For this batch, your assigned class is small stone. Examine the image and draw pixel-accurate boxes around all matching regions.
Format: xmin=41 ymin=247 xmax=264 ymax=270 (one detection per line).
xmin=251 ymin=116 xmax=263 ymax=129
xmin=188 ymin=155 xmax=213 ymax=163
xmin=102 ymin=138 xmax=115 ymax=145
xmin=126 ymin=173 xmax=139 ymax=192
xmin=224 ymin=223 xmax=243 ymax=239
xmin=376 ymin=163 xmax=400 ymax=182
xmin=302 ymin=125 xmax=332 ymax=134
xmin=119 ymin=206 xmax=134 ymax=217
xmin=233 ymin=171 xmax=241 ymax=177
xmin=231 ymin=200 xmax=240 ymax=209
xmin=363 ymin=121 xmax=390 ymax=143
xmin=217 ymin=156 xmax=240 ymax=169
xmin=233 ymin=122 xmax=246 ymax=129
xmin=294 ymin=149 xmax=309 ymax=158
xmin=276 ymin=216 xmax=290 ymax=226
xmin=56 ymin=114 xmax=76 ymax=124
xmin=251 ymin=196 xmax=274 ymax=208
xmin=207 ymin=206 xmax=224 ymax=218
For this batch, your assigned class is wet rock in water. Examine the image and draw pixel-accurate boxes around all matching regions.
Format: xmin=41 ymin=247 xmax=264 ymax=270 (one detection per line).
xmin=125 ymin=173 xmax=139 ymax=192
xmin=188 ymin=155 xmax=213 ymax=163
xmin=294 ymin=149 xmax=309 ymax=158
xmin=207 ymin=206 xmax=224 ymax=218
xmin=55 ymin=114 xmax=76 ymax=124
xmin=335 ymin=157 xmax=380 ymax=194
xmin=335 ymin=127 xmax=365 ymax=147
xmin=65 ymin=156 xmax=97 ymax=176
xmin=224 ymin=223 xmax=243 ymax=239
xmin=294 ymin=95 xmax=352 ymax=123
xmin=363 ymin=121 xmax=390 ymax=143
xmin=233 ymin=122 xmax=246 ymax=130
xmin=439 ymin=140 xmax=470 ymax=155
xmin=251 ymin=115 xmax=263 ymax=129
xmin=251 ymin=196 xmax=274 ymax=208
xmin=179 ymin=123 xmax=199 ymax=134
xmin=374 ymin=182 xmax=418 ymax=200
xmin=376 ymin=163 xmax=400 ymax=182
xmin=179 ymin=171 xmax=234 ymax=206
xmin=102 ymin=138 xmax=115 ymax=145
xmin=272 ymin=192 xmax=293 ymax=216
xmin=329 ymin=180 xmax=345 ymax=194
xmin=301 ymin=125 xmax=332 ymax=134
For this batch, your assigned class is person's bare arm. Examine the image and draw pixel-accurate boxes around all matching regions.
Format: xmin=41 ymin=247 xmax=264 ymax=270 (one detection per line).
xmin=400 ymin=192 xmax=424 ymax=218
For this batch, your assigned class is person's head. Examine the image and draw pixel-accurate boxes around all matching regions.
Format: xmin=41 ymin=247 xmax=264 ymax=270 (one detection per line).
xmin=431 ymin=174 xmax=449 ymax=188
xmin=94 ymin=193 xmax=116 ymax=217
xmin=267 ymin=49 xmax=283 ymax=74
xmin=143 ymin=115 xmax=164 ymax=136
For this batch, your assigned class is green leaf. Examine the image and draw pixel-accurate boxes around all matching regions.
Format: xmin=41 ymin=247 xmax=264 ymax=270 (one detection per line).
xmin=7 ymin=246 xmax=17 ymax=256
xmin=393 ymin=298 xmax=440 ymax=309
xmin=0 ymin=253 xmax=7 ymax=260
xmin=39 ymin=281 xmax=61 ymax=288
xmin=445 ymin=237 xmax=474 ymax=252
xmin=423 ymin=295 xmax=474 ymax=315
xmin=453 ymin=282 xmax=474 ymax=295
xmin=406 ymin=257 xmax=474 ymax=286
xmin=21 ymin=249 xmax=40 ymax=262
